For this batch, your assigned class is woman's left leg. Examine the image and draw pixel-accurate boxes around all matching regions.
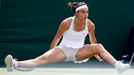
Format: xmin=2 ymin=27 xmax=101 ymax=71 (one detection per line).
xmin=75 ymin=43 xmax=130 ymax=73
xmin=75 ymin=44 xmax=117 ymax=65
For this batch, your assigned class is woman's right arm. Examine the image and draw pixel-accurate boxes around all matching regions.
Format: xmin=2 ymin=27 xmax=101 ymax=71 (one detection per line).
xmin=50 ymin=18 xmax=70 ymax=49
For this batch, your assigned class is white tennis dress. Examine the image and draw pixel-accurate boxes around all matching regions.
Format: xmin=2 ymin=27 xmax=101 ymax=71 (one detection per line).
xmin=57 ymin=16 xmax=89 ymax=63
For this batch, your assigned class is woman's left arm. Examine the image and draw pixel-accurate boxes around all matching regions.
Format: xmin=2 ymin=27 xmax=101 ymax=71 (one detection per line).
xmin=88 ymin=21 xmax=97 ymax=44
xmin=88 ymin=20 xmax=103 ymax=62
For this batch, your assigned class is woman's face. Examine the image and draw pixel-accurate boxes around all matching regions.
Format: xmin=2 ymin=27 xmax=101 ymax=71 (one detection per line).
xmin=76 ymin=8 xmax=89 ymax=19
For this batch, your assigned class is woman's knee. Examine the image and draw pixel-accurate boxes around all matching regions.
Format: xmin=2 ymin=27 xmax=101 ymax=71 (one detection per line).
xmin=89 ymin=43 xmax=105 ymax=52
xmin=87 ymin=43 xmax=103 ymax=49
xmin=84 ymin=44 xmax=98 ymax=54
xmin=97 ymin=43 xmax=104 ymax=47
xmin=97 ymin=43 xmax=106 ymax=50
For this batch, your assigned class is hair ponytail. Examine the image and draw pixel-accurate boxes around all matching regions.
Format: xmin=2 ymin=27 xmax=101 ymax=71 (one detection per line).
xmin=67 ymin=2 xmax=87 ymax=13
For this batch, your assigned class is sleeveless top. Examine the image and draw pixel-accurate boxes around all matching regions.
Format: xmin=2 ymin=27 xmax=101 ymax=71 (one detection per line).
xmin=59 ymin=16 xmax=89 ymax=48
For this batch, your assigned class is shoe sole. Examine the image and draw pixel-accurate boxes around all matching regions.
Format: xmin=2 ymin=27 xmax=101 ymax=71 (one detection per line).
xmin=4 ymin=55 xmax=13 ymax=72
xmin=118 ymin=65 xmax=130 ymax=73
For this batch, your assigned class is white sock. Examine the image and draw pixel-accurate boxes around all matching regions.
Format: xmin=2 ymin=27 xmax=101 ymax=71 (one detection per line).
xmin=13 ymin=59 xmax=18 ymax=67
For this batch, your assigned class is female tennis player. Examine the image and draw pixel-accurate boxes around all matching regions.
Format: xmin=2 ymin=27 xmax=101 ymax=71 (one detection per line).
xmin=5 ymin=2 xmax=130 ymax=73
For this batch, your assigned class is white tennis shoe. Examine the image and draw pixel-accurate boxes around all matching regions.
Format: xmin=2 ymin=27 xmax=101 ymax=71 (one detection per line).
xmin=4 ymin=55 xmax=16 ymax=72
xmin=115 ymin=61 xmax=130 ymax=73
xmin=5 ymin=55 xmax=34 ymax=72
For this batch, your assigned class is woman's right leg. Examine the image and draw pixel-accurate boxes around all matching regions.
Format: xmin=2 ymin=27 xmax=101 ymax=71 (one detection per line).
xmin=5 ymin=47 xmax=66 ymax=70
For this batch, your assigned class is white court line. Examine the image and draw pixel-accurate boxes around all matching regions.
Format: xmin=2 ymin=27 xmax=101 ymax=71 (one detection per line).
xmin=0 ymin=68 xmax=133 ymax=75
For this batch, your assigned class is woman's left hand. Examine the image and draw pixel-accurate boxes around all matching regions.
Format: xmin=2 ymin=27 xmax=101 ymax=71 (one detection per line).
xmin=94 ymin=54 xmax=104 ymax=62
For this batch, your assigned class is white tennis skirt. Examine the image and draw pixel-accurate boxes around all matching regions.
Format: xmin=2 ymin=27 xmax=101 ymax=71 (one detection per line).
xmin=56 ymin=45 xmax=89 ymax=63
